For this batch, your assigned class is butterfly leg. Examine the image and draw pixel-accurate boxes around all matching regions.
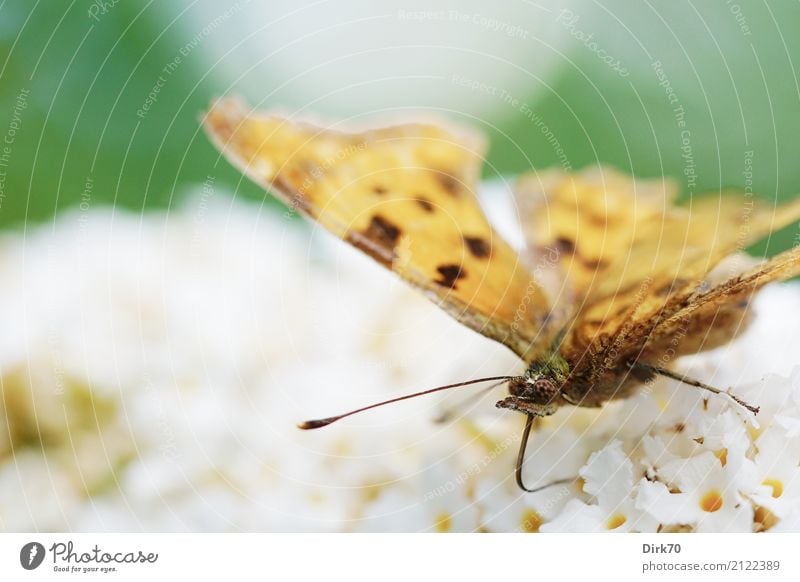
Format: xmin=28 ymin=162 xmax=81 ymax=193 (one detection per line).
xmin=629 ymin=361 xmax=759 ymax=415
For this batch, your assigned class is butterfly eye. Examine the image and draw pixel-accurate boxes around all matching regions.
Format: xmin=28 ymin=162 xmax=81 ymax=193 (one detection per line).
xmin=510 ymin=376 xmax=560 ymax=404
xmin=530 ymin=377 xmax=561 ymax=404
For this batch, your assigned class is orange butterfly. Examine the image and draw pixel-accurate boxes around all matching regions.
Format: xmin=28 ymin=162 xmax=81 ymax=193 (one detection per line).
xmin=204 ymin=97 xmax=800 ymax=491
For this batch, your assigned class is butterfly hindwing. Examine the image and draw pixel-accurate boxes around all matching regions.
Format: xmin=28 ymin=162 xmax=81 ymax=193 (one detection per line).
xmin=204 ymin=98 xmax=556 ymax=360
xmin=642 ymin=244 xmax=800 ymax=359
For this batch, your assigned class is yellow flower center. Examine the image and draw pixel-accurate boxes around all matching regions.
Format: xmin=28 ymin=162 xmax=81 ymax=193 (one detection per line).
xmin=755 ymin=506 xmax=779 ymax=531
xmin=361 ymin=484 xmax=382 ymax=503
xmin=434 ymin=512 xmax=452 ymax=533
xmin=747 ymin=424 xmax=764 ymax=441
xmin=763 ymin=478 xmax=784 ymax=498
xmin=520 ymin=509 xmax=543 ymax=533
xmin=700 ymin=490 xmax=723 ymax=512
xmin=607 ymin=514 xmax=627 ymax=530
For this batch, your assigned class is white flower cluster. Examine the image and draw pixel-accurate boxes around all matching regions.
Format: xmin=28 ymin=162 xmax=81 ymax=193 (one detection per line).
xmin=0 ymin=190 xmax=798 ymax=532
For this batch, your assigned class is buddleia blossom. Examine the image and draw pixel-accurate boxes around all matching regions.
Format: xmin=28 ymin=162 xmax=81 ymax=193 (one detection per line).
xmin=0 ymin=190 xmax=798 ymax=532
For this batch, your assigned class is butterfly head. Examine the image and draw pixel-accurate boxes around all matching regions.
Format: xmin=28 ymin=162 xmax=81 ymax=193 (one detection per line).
xmin=497 ymin=356 xmax=570 ymax=415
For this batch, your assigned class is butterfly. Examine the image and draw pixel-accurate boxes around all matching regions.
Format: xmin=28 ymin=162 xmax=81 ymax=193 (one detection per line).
xmin=204 ymin=97 xmax=800 ymax=491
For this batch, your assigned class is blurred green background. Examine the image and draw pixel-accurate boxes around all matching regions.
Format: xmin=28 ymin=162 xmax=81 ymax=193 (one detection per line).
xmin=1 ymin=0 xmax=798 ymax=250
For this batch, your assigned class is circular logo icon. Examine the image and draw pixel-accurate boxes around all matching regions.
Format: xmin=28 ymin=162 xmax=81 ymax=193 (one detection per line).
xmin=19 ymin=542 xmax=46 ymax=570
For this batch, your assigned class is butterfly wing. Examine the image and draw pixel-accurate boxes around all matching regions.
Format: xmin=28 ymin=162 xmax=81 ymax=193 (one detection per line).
xmin=570 ymin=198 xmax=800 ymax=371
xmin=204 ymin=98 xmax=556 ymax=360
xmin=641 ymin=245 xmax=800 ymax=360
xmin=514 ymin=167 xmax=800 ymax=377
xmin=515 ymin=166 xmax=680 ymax=302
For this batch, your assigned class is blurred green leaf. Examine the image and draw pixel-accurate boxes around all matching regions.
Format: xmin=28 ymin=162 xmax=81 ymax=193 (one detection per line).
xmin=0 ymin=2 xmax=264 ymax=229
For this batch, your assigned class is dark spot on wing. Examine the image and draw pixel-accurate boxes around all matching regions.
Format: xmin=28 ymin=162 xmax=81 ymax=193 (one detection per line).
xmin=416 ymin=197 xmax=434 ymax=212
xmin=464 ymin=236 xmax=491 ymax=259
xmin=553 ymin=234 xmax=607 ymax=272
xmin=580 ymin=257 xmax=609 ymax=270
xmin=435 ymin=172 xmax=461 ymax=196
xmin=345 ymin=215 xmax=402 ymax=267
xmin=555 ymin=237 xmax=576 ymax=254
xmin=372 ymin=185 xmax=388 ymax=195
xmin=435 ymin=264 xmax=466 ymax=289
xmin=365 ymin=215 xmax=401 ymax=248
xmin=587 ymin=211 xmax=608 ymax=227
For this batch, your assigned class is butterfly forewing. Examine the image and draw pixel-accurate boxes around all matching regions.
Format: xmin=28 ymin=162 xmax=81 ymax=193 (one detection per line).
xmin=204 ymin=98 xmax=557 ymax=360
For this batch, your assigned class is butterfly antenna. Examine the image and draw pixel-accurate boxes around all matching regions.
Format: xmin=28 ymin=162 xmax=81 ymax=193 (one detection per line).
xmin=298 ymin=376 xmax=517 ymax=430
xmin=516 ymin=414 xmax=576 ymax=493
xmin=630 ymin=361 xmax=759 ymax=415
